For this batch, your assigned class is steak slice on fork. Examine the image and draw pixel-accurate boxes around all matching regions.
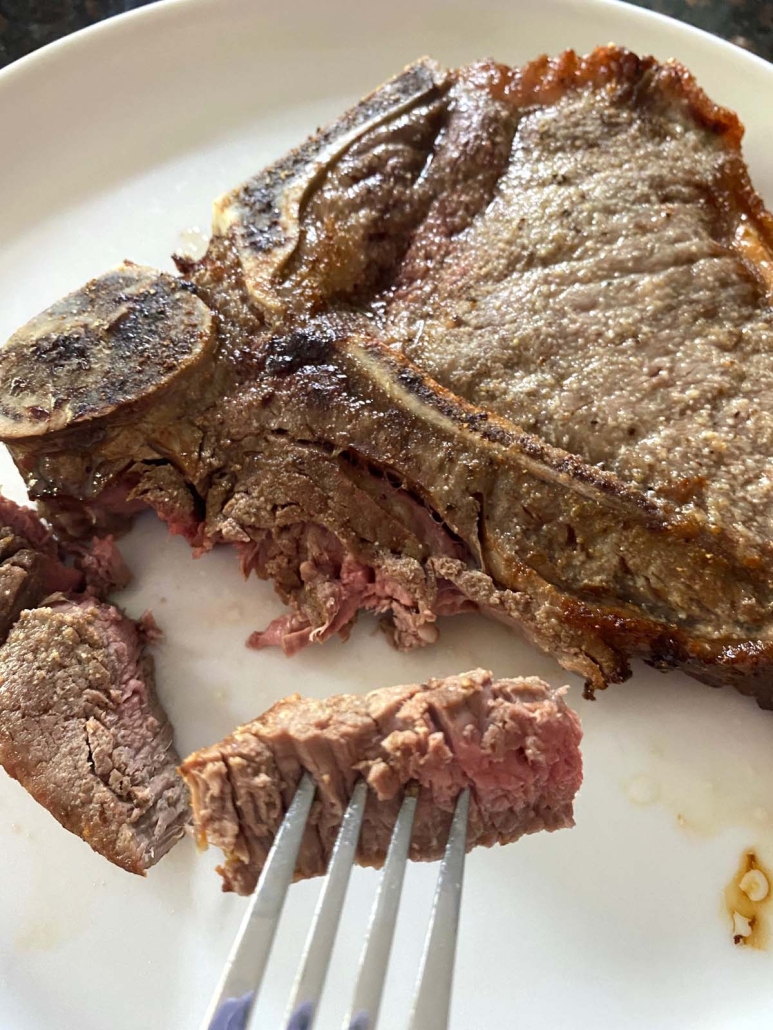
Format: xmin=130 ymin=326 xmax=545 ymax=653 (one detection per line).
xmin=180 ymin=668 xmax=583 ymax=892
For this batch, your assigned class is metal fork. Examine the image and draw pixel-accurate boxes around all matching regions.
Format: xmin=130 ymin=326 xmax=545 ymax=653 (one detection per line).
xmin=201 ymin=774 xmax=470 ymax=1030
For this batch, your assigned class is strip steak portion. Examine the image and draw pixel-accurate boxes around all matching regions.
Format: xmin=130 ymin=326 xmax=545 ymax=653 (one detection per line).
xmin=0 ymin=599 xmax=189 ymax=873
xmin=180 ymin=669 xmax=582 ymax=894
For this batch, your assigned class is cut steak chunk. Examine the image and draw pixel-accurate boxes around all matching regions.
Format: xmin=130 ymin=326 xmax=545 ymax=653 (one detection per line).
xmin=180 ymin=669 xmax=582 ymax=893
xmin=3 ymin=48 xmax=773 ymax=704
xmin=0 ymin=494 xmax=130 ymax=636
xmin=0 ymin=598 xmax=190 ymax=873
xmin=0 ymin=492 xmax=185 ymax=871
xmin=0 ymin=495 xmax=83 ymax=641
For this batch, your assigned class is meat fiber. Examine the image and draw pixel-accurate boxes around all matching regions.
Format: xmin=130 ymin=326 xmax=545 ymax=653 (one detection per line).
xmin=180 ymin=669 xmax=582 ymax=893
xmin=0 ymin=495 xmax=82 ymax=641
xmin=3 ymin=48 xmax=773 ymax=705
xmin=0 ymin=493 xmax=187 ymax=872
xmin=0 ymin=494 xmax=130 ymax=622
xmin=0 ymin=599 xmax=189 ymax=873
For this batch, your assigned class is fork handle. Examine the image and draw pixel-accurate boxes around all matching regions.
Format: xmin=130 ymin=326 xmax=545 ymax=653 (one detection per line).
xmin=208 ymin=992 xmax=253 ymax=1030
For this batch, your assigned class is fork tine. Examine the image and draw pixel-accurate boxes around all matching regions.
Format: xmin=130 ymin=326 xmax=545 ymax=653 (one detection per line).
xmin=202 ymin=771 xmax=316 ymax=1030
xmin=407 ymin=788 xmax=471 ymax=1030
xmin=281 ymin=778 xmax=369 ymax=1030
xmin=343 ymin=789 xmax=419 ymax=1030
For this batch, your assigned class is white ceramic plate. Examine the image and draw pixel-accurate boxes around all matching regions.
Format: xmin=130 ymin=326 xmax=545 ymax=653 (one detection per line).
xmin=1 ymin=2 xmax=773 ymax=1027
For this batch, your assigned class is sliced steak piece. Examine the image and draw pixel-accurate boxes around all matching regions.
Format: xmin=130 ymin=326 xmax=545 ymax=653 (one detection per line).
xmin=0 ymin=495 xmax=83 ymax=640
xmin=180 ymin=669 xmax=582 ymax=893
xmin=0 ymin=492 xmax=181 ymax=870
xmin=0 ymin=598 xmax=189 ymax=873
xmin=0 ymin=494 xmax=132 ymax=643
xmin=4 ymin=48 xmax=773 ymax=704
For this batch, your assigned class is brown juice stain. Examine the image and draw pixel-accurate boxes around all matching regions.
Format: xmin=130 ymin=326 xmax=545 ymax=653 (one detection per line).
xmin=724 ymin=850 xmax=772 ymax=949
xmin=620 ymin=717 xmax=773 ymax=950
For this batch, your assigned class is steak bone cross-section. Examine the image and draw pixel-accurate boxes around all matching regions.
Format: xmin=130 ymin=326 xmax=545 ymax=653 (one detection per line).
xmin=3 ymin=47 xmax=773 ymax=705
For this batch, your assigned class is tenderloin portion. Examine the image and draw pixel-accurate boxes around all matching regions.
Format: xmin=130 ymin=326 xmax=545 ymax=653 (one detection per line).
xmin=0 ymin=599 xmax=190 ymax=873
xmin=181 ymin=669 xmax=582 ymax=894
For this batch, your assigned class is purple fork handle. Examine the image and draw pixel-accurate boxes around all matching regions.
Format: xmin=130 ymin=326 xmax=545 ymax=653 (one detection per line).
xmin=208 ymin=992 xmax=253 ymax=1030
xmin=208 ymin=997 xmax=343 ymax=1030
xmin=285 ymin=1001 xmax=314 ymax=1029
xmin=284 ymin=1001 xmax=371 ymax=1030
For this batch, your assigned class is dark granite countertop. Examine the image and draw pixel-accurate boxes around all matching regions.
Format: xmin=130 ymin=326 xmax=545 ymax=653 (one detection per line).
xmin=0 ymin=0 xmax=771 ymax=68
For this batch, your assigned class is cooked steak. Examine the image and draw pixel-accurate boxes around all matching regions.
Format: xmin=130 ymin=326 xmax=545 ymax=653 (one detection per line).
xmin=0 ymin=493 xmax=185 ymax=871
xmin=180 ymin=669 xmax=582 ymax=893
xmin=0 ymin=598 xmax=190 ymax=873
xmin=3 ymin=47 xmax=773 ymax=704
xmin=0 ymin=495 xmax=83 ymax=640
xmin=0 ymin=494 xmax=130 ymax=633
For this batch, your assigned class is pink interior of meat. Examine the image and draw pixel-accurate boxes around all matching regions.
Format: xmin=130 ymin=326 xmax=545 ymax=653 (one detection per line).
xmin=0 ymin=495 xmax=57 ymax=553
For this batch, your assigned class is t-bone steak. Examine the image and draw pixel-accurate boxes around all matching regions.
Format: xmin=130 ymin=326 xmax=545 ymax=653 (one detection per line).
xmin=180 ymin=669 xmax=582 ymax=892
xmin=2 ymin=47 xmax=773 ymax=704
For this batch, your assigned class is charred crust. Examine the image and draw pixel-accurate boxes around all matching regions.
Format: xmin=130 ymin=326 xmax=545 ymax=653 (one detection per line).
xmin=220 ymin=59 xmax=451 ymax=259
xmin=263 ymin=324 xmax=337 ymax=376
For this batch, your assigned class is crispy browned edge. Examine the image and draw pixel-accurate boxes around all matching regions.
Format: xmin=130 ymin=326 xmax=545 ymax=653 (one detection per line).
xmin=470 ymin=45 xmax=773 ymax=244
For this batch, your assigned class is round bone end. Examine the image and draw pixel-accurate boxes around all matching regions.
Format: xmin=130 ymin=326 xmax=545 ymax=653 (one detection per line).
xmin=0 ymin=263 xmax=215 ymax=440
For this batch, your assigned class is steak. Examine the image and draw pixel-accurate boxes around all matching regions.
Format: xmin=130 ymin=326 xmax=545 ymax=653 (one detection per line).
xmin=3 ymin=47 xmax=773 ymax=703
xmin=0 ymin=494 xmax=82 ymax=640
xmin=0 ymin=493 xmax=187 ymax=871
xmin=0 ymin=598 xmax=190 ymax=873
xmin=180 ymin=669 xmax=582 ymax=893
xmin=0 ymin=494 xmax=131 ymax=637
